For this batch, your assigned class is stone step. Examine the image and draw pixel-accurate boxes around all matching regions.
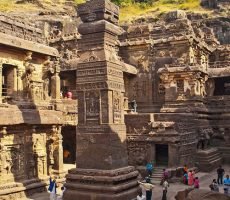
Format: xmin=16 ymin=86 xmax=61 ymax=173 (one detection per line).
xmin=195 ymin=148 xmax=222 ymax=172
xmin=196 ymin=152 xmax=221 ymax=161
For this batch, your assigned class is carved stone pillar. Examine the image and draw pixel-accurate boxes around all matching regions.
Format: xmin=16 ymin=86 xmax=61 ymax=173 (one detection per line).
xmin=51 ymin=63 xmax=60 ymax=100
xmin=64 ymin=1 xmax=139 ymax=199
xmin=17 ymin=68 xmax=23 ymax=98
xmin=13 ymin=67 xmax=17 ymax=93
xmin=50 ymin=125 xmax=64 ymax=177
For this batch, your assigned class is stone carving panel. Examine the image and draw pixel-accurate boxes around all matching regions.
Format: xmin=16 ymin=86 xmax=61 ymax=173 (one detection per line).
xmin=85 ymin=91 xmax=100 ymax=124
xmin=0 ymin=144 xmax=13 ymax=182
xmin=113 ymin=91 xmax=121 ymax=124
xmin=32 ymin=133 xmax=47 ymax=178
xmin=127 ymin=142 xmax=150 ymax=166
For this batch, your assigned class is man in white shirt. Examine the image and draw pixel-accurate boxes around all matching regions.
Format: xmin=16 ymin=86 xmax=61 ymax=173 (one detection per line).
xmin=162 ymin=180 xmax=169 ymax=200
xmin=138 ymin=178 xmax=154 ymax=200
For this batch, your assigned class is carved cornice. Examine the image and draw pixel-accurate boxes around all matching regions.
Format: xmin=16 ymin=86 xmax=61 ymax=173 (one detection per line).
xmin=0 ymin=32 xmax=59 ymax=57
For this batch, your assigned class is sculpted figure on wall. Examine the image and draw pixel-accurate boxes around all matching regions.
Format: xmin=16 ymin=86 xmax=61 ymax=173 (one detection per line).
xmin=0 ymin=144 xmax=12 ymax=175
xmin=33 ymin=135 xmax=47 ymax=177
xmin=43 ymin=59 xmax=60 ymax=100
xmin=197 ymin=128 xmax=211 ymax=150
xmin=189 ymin=47 xmax=196 ymax=65
xmin=200 ymin=79 xmax=207 ymax=97
xmin=85 ymin=91 xmax=100 ymax=117
xmin=48 ymin=137 xmax=55 ymax=167
xmin=43 ymin=78 xmax=50 ymax=100
xmin=206 ymin=79 xmax=215 ymax=96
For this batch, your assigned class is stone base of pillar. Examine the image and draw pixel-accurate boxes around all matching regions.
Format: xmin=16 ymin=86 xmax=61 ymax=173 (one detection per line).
xmin=52 ymin=169 xmax=66 ymax=179
xmin=63 ymin=166 xmax=140 ymax=200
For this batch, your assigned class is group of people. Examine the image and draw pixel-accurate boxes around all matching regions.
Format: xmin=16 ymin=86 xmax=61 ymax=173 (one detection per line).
xmin=212 ymin=165 xmax=230 ymax=196
xmin=48 ymin=176 xmax=65 ymax=200
xmin=183 ymin=165 xmax=199 ymax=188
xmin=138 ymin=177 xmax=169 ymax=200
xmin=137 ymin=162 xmax=170 ymax=200
xmin=49 ymin=164 xmax=230 ymax=199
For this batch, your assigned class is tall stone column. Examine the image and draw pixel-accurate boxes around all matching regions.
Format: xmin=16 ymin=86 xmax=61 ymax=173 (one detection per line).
xmin=51 ymin=62 xmax=61 ymax=100
xmin=50 ymin=125 xmax=64 ymax=177
xmin=64 ymin=1 xmax=139 ymax=200
xmin=17 ymin=68 xmax=23 ymax=99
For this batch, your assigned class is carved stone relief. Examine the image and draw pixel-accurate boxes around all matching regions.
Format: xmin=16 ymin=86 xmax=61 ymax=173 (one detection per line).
xmin=85 ymin=91 xmax=100 ymax=124
xmin=113 ymin=91 xmax=121 ymax=124
xmin=127 ymin=142 xmax=150 ymax=166
xmin=32 ymin=133 xmax=47 ymax=178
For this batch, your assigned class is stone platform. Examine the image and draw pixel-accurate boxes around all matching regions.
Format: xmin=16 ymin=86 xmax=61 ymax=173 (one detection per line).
xmin=64 ymin=166 xmax=140 ymax=200
xmin=195 ymin=148 xmax=222 ymax=172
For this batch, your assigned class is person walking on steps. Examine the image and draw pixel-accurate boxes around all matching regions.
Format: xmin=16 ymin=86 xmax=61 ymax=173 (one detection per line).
xmin=146 ymin=162 xmax=153 ymax=176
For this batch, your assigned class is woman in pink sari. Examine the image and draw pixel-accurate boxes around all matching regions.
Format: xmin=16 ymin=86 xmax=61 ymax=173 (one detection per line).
xmin=188 ymin=170 xmax=194 ymax=186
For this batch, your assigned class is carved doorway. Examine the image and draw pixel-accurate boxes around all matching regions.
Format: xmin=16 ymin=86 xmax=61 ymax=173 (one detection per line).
xmin=155 ymin=144 xmax=168 ymax=166
xmin=62 ymin=126 xmax=76 ymax=165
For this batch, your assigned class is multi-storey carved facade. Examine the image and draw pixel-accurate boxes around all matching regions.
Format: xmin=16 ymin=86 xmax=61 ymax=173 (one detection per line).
xmin=0 ymin=0 xmax=230 ymax=199
xmin=0 ymin=13 xmax=77 ymax=200
xmin=119 ymin=10 xmax=230 ymax=170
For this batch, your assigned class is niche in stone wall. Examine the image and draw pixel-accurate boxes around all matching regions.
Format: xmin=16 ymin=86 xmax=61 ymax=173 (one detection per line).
xmin=2 ymin=64 xmax=17 ymax=97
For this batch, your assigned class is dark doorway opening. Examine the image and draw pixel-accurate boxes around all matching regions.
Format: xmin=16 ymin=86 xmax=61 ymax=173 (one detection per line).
xmin=156 ymin=144 xmax=168 ymax=166
xmin=62 ymin=126 xmax=76 ymax=164
xmin=2 ymin=64 xmax=16 ymax=97
xmin=214 ymin=77 xmax=230 ymax=96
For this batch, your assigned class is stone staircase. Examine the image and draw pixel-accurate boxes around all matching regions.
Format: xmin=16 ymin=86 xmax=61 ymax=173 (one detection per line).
xmin=195 ymin=148 xmax=222 ymax=172
xmin=150 ymin=166 xmax=165 ymax=184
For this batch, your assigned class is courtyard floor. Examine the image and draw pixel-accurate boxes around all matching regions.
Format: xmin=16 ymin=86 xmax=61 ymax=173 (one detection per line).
xmin=26 ymin=165 xmax=230 ymax=200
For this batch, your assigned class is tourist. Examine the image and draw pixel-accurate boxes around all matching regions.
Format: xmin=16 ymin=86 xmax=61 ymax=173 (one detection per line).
xmin=138 ymin=178 xmax=155 ymax=200
xmin=57 ymin=186 xmax=66 ymax=200
xmin=161 ymin=169 xmax=169 ymax=185
xmin=163 ymin=169 xmax=169 ymax=180
xmin=209 ymin=179 xmax=219 ymax=192
xmin=217 ymin=165 xmax=225 ymax=185
xmin=194 ymin=177 xmax=199 ymax=189
xmin=146 ymin=162 xmax=153 ymax=176
xmin=183 ymin=172 xmax=188 ymax=185
xmin=183 ymin=165 xmax=188 ymax=174
xmin=188 ymin=170 xmax=194 ymax=186
xmin=137 ymin=191 xmax=146 ymax=200
xmin=162 ymin=179 xmax=169 ymax=200
xmin=223 ymin=174 xmax=230 ymax=196
xmin=63 ymin=149 xmax=71 ymax=163
xmin=48 ymin=176 xmax=57 ymax=200
xmin=66 ymin=91 xmax=72 ymax=99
